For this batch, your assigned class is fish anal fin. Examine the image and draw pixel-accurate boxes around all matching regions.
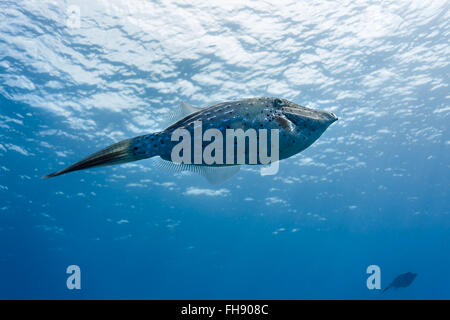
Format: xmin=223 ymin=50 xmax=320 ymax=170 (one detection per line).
xmin=201 ymin=165 xmax=240 ymax=185
xmin=155 ymin=158 xmax=240 ymax=185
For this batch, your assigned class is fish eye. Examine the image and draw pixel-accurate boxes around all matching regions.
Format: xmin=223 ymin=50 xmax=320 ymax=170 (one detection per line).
xmin=273 ymin=98 xmax=283 ymax=107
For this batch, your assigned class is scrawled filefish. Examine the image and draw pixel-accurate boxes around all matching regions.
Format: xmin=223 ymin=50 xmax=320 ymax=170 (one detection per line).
xmin=44 ymin=97 xmax=337 ymax=183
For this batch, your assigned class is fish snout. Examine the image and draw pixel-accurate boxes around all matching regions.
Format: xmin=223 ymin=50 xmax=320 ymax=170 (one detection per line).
xmin=321 ymin=111 xmax=338 ymax=125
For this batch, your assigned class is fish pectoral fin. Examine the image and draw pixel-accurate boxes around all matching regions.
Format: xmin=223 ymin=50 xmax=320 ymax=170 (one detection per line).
xmin=275 ymin=115 xmax=295 ymax=132
xmin=155 ymin=158 xmax=240 ymax=185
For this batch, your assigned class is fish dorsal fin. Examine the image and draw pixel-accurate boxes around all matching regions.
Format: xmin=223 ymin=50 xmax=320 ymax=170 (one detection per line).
xmin=162 ymin=101 xmax=203 ymax=129
xmin=180 ymin=101 xmax=202 ymax=115
xmin=155 ymin=158 xmax=240 ymax=185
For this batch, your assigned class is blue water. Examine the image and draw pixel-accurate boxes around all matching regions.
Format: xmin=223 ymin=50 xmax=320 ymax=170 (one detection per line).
xmin=0 ymin=1 xmax=449 ymax=299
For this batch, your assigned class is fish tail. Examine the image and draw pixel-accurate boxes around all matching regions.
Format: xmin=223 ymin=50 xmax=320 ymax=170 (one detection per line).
xmin=43 ymin=133 xmax=160 ymax=178
xmin=382 ymin=285 xmax=391 ymax=294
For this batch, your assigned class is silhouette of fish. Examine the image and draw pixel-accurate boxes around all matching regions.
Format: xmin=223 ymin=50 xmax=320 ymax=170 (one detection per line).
xmin=44 ymin=97 xmax=337 ymax=183
xmin=382 ymin=272 xmax=417 ymax=293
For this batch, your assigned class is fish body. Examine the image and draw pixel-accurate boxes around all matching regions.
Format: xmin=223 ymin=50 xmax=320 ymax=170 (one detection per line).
xmin=382 ymin=272 xmax=417 ymax=293
xmin=44 ymin=97 xmax=337 ymax=178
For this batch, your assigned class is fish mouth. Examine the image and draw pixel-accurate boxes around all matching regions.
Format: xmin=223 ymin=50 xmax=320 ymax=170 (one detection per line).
xmin=324 ymin=111 xmax=338 ymax=124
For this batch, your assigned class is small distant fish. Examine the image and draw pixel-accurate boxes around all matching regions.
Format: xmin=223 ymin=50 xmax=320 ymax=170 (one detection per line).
xmin=44 ymin=97 xmax=337 ymax=183
xmin=382 ymin=272 xmax=417 ymax=293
